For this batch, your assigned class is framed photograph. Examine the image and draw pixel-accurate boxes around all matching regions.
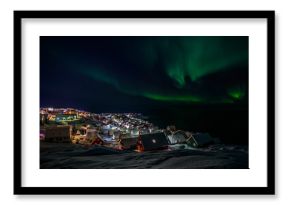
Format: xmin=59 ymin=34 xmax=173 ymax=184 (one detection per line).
xmin=14 ymin=11 xmax=275 ymax=195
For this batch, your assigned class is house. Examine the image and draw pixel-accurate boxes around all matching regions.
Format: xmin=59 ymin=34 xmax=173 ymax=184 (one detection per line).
xmin=71 ymin=127 xmax=104 ymax=145
xmin=40 ymin=113 xmax=48 ymax=125
xmin=118 ymin=137 xmax=138 ymax=150
xmin=166 ymin=131 xmax=216 ymax=148
xmin=91 ymin=133 xmax=104 ymax=145
xmin=84 ymin=128 xmax=104 ymax=145
xmin=112 ymin=130 xmax=121 ymax=140
xmin=186 ymin=132 xmax=215 ymax=147
xmin=167 ymin=130 xmax=187 ymax=144
xmin=137 ymin=132 xmax=169 ymax=152
xmin=44 ymin=126 xmax=71 ymax=143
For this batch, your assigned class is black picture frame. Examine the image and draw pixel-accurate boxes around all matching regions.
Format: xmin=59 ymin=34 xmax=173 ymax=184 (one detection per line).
xmin=14 ymin=10 xmax=275 ymax=195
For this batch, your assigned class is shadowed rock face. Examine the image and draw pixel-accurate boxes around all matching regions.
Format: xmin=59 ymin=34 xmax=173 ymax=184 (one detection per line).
xmin=40 ymin=142 xmax=248 ymax=169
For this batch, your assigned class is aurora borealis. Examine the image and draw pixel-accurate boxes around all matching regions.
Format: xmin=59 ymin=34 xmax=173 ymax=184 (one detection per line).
xmin=40 ymin=36 xmax=249 ymax=144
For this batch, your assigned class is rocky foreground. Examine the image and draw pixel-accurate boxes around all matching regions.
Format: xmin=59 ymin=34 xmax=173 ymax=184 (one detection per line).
xmin=40 ymin=142 xmax=248 ymax=169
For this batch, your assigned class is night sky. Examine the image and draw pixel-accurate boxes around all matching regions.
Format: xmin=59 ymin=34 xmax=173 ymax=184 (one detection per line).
xmin=40 ymin=36 xmax=249 ymax=144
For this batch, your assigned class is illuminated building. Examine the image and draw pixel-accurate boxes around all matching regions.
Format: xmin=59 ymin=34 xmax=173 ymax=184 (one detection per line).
xmin=137 ymin=132 xmax=169 ymax=152
xmin=40 ymin=113 xmax=48 ymax=125
xmin=44 ymin=126 xmax=71 ymax=143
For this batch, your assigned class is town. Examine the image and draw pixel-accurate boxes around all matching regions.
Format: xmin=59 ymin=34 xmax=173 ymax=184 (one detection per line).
xmin=40 ymin=107 xmax=217 ymax=152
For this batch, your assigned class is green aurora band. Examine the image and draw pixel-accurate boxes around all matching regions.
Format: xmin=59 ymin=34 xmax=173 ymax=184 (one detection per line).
xmin=78 ymin=36 xmax=248 ymax=104
xmin=143 ymin=93 xmax=203 ymax=103
xmin=164 ymin=37 xmax=248 ymax=88
xmin=228 ymin=86 xmax=246 ymax=100
xmin=81 ymin=68 xmax=204 ymax=103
